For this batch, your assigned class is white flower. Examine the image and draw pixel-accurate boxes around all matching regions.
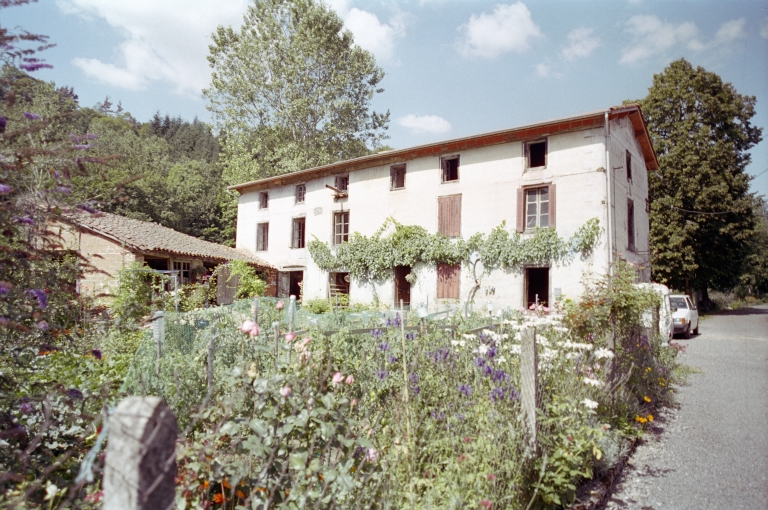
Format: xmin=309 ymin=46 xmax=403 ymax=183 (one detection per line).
xmin=509 ymin=345 xmax=521 ymax=355
xmin=495 ymin=356 xmax=507 ymax=364
xmin=451 ymin=340 xmax=466 ymax=347
xmin=582 ymin=398 xmax=598 ymax=409
xmin=475 ymin=344 xmax=489 ymax=355
xmin=583 ymin=377 xmax=603 ymax=387
xmin=595 ymin=348 xmax=615 ymax=360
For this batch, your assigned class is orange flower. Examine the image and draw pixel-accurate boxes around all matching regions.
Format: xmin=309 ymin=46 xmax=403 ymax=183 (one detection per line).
xmin=222 ymin=478 xmax=231 ymax=489
xmin=236 ymin=490 xmax=246 ymax=499
xmin=213 ymin=493 xmax=224 ymax=503
xmin=643 ymin=396 xmax=651 ymax=403
xmin=203 ymin=481 xmax=210 ymax=489
xmin=648 ymin=414 xmax=654 ymax=422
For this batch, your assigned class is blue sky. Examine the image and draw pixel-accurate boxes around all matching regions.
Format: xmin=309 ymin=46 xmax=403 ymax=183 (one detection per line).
xmin=6 ymin=0 xmax=768 ymax=198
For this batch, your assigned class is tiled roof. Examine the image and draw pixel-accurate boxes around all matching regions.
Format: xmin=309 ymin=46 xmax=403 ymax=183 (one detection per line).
xmin=65 ymin=210 xmax=271 ymax=267
xmin=229 ymin=104 xmax=659 ymax=194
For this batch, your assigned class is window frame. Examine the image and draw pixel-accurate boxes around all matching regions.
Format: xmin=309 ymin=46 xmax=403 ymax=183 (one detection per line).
xmin=440 ymin=155 xmax=460 ymax=183
xmin=291 ymin=217 xmax=306 ymax=249
xmin=256 ymin=222 xmax=269 ymax=252
xmin=525 ymin=139 xmax=548 ymax=169
xmin=390 ymin=164 xmax=406 ymax=190
xmin=626 ymin=150 xmax=632 ymax=182
xmin=258 ymin=191 xmax=269 ymax=209
xmin=524 ymin=186 xmax=551 ymax=230
xmin=172 ymin=261 xmax=192 ymax=285
xmin=627 ymin=199 xmax=636 ymax=252
xmin=335 ymin=175 xmax=349 ymax=192
xmin=333 ymin=211 xmax=350 ymax=245
xmin=295 ymin=183 xmax=306 ymax=204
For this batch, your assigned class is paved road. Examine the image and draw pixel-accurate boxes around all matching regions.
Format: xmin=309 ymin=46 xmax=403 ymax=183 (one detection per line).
xmin=604 ymin=304 xmax=768 ymax=510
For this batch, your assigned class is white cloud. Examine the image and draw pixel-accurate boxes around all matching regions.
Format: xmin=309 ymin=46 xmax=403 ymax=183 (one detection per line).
xmin=397 ymin=114 xmax=451 ymax=134
xmin=714 ymin=19 xmax=745 ymax=44
xmin=58 ymin=0 xmax=248 ymax=94
xmin=324 ymin=1 xmax=406 ymax=61
xmin=560 ymin=28 xmax=600 ymax=61
xmin=762 ymin=18 xmax=768 ymax=39
xmin=458 ymin=2 xmax=542 ymax=58
xmin=620 ymin=15 xmax=747 ymax=64
xmin=536 ymin=63 xmax=551 ymax=77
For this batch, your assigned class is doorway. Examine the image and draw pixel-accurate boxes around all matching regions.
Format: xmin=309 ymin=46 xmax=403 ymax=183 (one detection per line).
xmin=525 ymin=267 xmax=549 ymax=309
xmin=394 ymin=266 xmax=411 ymax=307
xmin=289 ymin=271 xmax=303 ymax=300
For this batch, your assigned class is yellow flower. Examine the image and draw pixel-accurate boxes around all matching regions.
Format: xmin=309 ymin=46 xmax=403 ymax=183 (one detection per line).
xmin=648 ymin=414 xmax=654 ymax=422
xmin=635 ymin=416 xmax=647 ymax=424
xmin=646 ymin=367 xmax=652 ymax=373
xmin=644 ymin=396 xmax=651 ymax=403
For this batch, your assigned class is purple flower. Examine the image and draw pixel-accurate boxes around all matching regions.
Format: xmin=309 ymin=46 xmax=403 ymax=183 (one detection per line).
xmin=77 ymin=203 xmax=100 ymax=214
xmin=20 ymin=62 xmax=53 ymax=72
xmin=91 ymin=349 xmax=102 ymax=360
xmin=375 ymin=370 xmax=389 ymax=381
xmin=458 ymin=384 xmax=473 ymax=397
xmin=54 ymin=186 xmax=72 ymax=195
xmin=429 ymin=348 xmax=450 ymax=364
xmin=74 ymin=144 xmax=90 ymax=150
xmin=23 ymin=112 xmax=41 ymax=120
xmin=406 ymin=331 xmax=418 ymax=341
xmin=13 ymin=215 xmax=35 ymax=225
xmin=490 ymin=387 xmax=505 ymax=402
xmin=0 ymin=184 xmax=12 ymax=194
xmin=66 ymin=388 xmax=84 ymax=400
xmin=431 ymin=410 xmax=445 ymax=421
xmin=492 ymin=369 xmax=508 ymax=383
xmin=28 ymin=289 xmax=48 ymax=309
xmin=0 ymin=116 xmax=6 ymax=133
xmin=37 ymin=321 xmax=48 ymax=331
xmin=379 ymin=342 xmax=390 ymax=352
xmin=370 ymin=329 xmax=383 ymax=340
xmin=482 ymin=364 xmax=494 ymax=377
xmin=53 ymin=171 xmax=60 ymax=179
xmin=409 ymin=373 xmax=420 ymax=395
xmin=0 ymin=281 xmax=11 ymax=294
xmin=474 ymin=356 xmax=486 ymax=368
xmin=19 ymin=402 xmax=33 ymax=414
xmin=387 ymin=355 xmax=398 ymax=364
xmin=507 ymin=387 xmax=521 ymax=402
xmin=486 ymin=346 xmax=498 ymax=359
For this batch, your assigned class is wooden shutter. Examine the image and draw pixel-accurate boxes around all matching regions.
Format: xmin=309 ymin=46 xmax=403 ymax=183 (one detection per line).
xmin=516 ymin=188 xmax=525 ymax=233
xmin=549 ymin=183 xmax=556 ymax=228
xmin=438 ymin=195 xmax=461 ymax=237
xmin=437 ymin=263 xmax=460 ymax=299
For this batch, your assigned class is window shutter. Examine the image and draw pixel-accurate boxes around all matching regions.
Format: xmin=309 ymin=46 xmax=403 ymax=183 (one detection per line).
xmin=516 ymin=188 xmax=525 ymax=233
xmin=438 ymin=195 xmax=461 ymax=237
xmin=450 ymin=194 xmax=461 ymax=237
xmin=437 ymin=263 xmax=460 ymax=299
xmin=549 ymin=183 xmax=556 ymax=228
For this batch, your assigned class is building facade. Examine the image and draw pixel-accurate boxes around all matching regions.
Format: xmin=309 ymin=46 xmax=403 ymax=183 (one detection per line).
xmin=231 ymin=105 xmax=658 ymax=311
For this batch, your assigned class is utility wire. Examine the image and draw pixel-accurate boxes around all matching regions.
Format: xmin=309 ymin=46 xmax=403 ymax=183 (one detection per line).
xmin=670 ymin=205 xmax=737 ymax=215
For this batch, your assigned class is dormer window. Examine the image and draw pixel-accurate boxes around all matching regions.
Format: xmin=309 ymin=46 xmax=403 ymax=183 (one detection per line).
xmin=525 ymin=139 xmax=547 ymax=169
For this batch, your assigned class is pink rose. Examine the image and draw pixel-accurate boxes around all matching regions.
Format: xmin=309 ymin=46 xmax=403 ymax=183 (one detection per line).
xmin=332 ymin=372 xmax=344 ymax=385
xmin=280 ymin=386 xmax=292 ymax=397
xmin=351 ymin=398 xmax=357 ymax=407
xmin=240 ymin=320 xmax=255 ymax=333
xmin=276 ymin=300 xmax=284 ymax=310
xmin=365 ymin=448 xmax=379 ymax=462
xmin=249 ymin=324 xmax=260 ymax=337
xmin=345 ymin=375 xmax=354 ymax=385
xmin=285 ymin=332 xmax=296 ymax=343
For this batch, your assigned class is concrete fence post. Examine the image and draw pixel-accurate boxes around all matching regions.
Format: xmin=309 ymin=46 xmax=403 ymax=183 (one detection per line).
xmin=104 ymin=397 xmax=177 ymax=510
xmin=520 ymin=327 xmax=538 ymax=452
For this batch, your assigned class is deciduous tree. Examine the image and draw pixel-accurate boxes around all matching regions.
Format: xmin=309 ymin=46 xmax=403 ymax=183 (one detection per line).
xmin=634 ymin=59 xmax=763 ymax=300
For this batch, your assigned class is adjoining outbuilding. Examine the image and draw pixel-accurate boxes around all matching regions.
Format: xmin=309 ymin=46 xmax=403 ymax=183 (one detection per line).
xmin=229 ymin=104 xmax=658 ymax=310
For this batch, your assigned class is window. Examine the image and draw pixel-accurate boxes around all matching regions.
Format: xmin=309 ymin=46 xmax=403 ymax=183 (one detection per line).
xmin=516 ymin=184 xmax=556 ymax=232
xmin=259 ymin=191 xmax=269 ymax=209
xmin=173 ymin=261 xmax=191 ymax=284
xmin=334 ymin=211 xmax=349 ymax=245
xmin=437 ymin=263 xmax=460 ymax=299
xmin=335 ymin=175 xmax=349 ymax=192
xmin=626 ymin=150 xmax=632 ymax=182
xmin=526 ymin=139 xmax=547 ymax=168
xmin=291 ymin=218 xmax=306 ymax=249
xmin=256 ymin=222 xmax=269 ymax=251
xmin=441 ymin=156 xmax=459 ymax=182
xmin=295 ymin=183 xmax=306 ymax=203
xmin=438 ymin=194 xmax=461 ymax=237
xmin=628 ymin=199 xmax=635 ymax=252
xmin=390 ymin=164 xmax=406 ymax=190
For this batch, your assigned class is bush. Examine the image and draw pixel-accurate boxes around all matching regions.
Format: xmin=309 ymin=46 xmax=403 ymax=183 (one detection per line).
xmin=303 ymin=298 xmax=331 ymax=314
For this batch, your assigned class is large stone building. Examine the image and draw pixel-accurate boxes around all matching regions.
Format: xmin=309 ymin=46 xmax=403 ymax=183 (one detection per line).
xmin=229 ymin=105 xmax=658 ymax=310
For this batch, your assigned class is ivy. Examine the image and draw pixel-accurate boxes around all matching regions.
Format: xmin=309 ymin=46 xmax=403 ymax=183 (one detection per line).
xmin=308 ymin=217 xmax=602 ymax=282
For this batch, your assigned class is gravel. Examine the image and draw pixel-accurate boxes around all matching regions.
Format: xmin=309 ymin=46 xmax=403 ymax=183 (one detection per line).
xmin=603 ymin=304 xmax=768 ymax=510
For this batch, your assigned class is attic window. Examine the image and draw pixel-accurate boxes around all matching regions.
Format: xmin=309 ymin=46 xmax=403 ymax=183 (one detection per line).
xmin=295 ymin=183 xmax=306 ymax=203
xmin=391 ymin=164 xmax=406 ymax=190
xmin=441 ymin=156 xmax=459 ymax=182
xmin=526 ymin=140 xmax=547 ymax=169
xmin=335 ymin=175 xmax=349 ymax=192
xmin=626 ymin=150 xmax=632 ymax=182
xmin=259 ymin=191 xmax=269 ymax=209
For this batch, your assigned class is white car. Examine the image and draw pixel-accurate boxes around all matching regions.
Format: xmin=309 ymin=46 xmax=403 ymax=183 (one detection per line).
xmin=670 ymin=294 xmax=699 ymax=339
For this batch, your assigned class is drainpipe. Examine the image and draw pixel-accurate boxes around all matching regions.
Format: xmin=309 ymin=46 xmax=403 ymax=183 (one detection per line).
xmin=604 ymin=112 xmax=613 ymax=276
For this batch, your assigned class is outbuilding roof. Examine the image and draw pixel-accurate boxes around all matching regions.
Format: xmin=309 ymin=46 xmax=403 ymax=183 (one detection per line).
xmin=228 ymin=104 xmax=659 ymax=194
xmin=64 ymin=210 xmax=271 ymax=267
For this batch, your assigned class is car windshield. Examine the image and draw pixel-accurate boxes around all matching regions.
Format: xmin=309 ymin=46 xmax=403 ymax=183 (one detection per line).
xmin=670 ymin=297 xmax=688 ymax=310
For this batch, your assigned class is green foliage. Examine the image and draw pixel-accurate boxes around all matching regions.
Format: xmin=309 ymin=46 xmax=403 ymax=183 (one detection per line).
xmin=633 ymin=58 xmax=763 ymax=295
xmin=110 ymin=262 xmax=164 ymax=330
xmin=303 ymin=298 xmax=331 ymax=314
xmin=228 ymin=260 xmax=267 ymax=299
xmin=309 ymin=217 xmax=602 ymax=282
xmin=206 ymin=0 xmax=390 ymax=240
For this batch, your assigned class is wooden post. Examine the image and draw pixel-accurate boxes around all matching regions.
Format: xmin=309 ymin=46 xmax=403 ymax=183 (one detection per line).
xmin=520 ymin=327 xmax=538 ymax=452
xmin=152 ymin=311 xmax=164 ymax=376
xmin=103 ymin=397 xmax=177 ymax=510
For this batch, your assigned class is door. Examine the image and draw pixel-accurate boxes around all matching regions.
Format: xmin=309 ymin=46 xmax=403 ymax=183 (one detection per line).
xmin=525 ymin=267 xmax=549 ymax=309
xmin=277 ymin=272 xmax=290 ymax=298
xmin=289 ymin=271 xmax=303 ymax=300
xmin=394 ymin=266 xmax=411 ymax=306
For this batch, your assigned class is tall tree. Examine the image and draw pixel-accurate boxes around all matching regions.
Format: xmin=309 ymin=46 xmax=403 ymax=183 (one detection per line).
xmin=205 ymin=0 xmax=390 ymax=241
xmin=635 ymin=59 xmax=762 ymax=300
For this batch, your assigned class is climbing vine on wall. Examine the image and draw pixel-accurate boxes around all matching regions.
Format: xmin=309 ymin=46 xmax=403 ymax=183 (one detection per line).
xmin=308 ymin=217 xmax=602 ymax=282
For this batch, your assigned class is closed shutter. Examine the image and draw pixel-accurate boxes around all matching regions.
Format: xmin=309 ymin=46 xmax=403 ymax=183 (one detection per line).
xmin=549 ymin=183 xmax=556 ymax=228
xmin=438 ymin=195 xmax=461 ymax=237
xmin=516 ymin=188 xmax=525 ymax=233
xmin=437 ymin=263 xmax=460 ymax=299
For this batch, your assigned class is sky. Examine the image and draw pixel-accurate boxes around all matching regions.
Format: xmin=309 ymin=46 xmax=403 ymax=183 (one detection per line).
xmin=6 ymin=0 xmax=768 ymax=198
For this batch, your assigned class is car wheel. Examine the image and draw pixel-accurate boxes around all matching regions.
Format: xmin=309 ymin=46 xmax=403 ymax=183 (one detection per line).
xmin=693 ymin=322 xmax=699 ymax=335
xmin=683 ymin=324 xmax=691 ymax=339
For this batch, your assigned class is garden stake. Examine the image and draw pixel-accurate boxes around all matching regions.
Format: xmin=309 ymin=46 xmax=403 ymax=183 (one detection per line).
xmin=399 ymin=299 xmax=414 ymax=498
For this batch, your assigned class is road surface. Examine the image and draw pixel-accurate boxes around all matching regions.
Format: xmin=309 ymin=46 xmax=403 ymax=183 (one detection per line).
xmin=604 ymin=304 xmax=768 ymax=510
